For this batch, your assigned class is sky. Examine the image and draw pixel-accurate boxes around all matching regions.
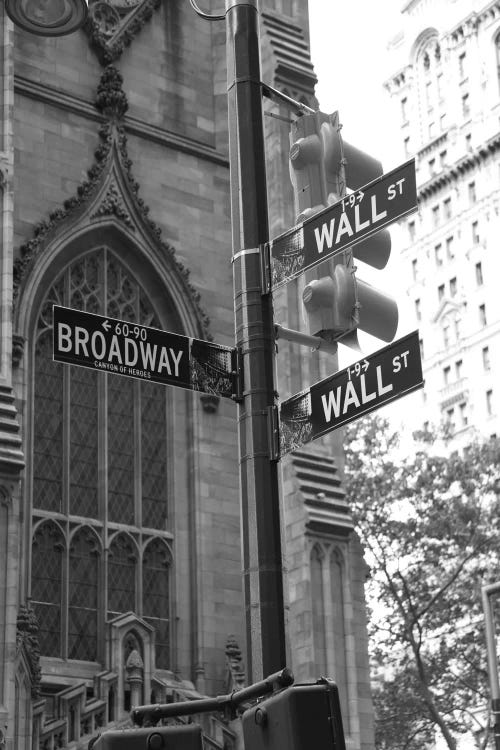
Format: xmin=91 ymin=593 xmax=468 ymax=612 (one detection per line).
xmin=308 ymin=0 xmax=405 ymax=170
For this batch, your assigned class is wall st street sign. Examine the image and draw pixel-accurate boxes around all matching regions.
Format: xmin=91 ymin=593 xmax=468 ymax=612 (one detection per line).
xmin=53 ymin=305 xmax=238 ymax=399
xmin=279 ymin=330 xmax=424 ymax=456
xmin=269 ymin=159 xmax=417 ymax=290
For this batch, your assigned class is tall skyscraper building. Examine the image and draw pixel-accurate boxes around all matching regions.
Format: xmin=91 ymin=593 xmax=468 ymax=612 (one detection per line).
xmin=0 ymin=2 xmax=374 ymax=748
xmin=385 ymin=0 xmax=500 ymax=446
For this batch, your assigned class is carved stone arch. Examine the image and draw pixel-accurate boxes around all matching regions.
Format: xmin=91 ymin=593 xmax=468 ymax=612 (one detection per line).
xmin=329 ymin=544 xmax=346 ymax=569
xmin=142 ymin=535 xmax=172 ymax=564
xmin=31 ymin=517 xmax=66 ymax=546
xmin=310 ymin=540 xmax=326 ymax=562
xmin=410 ymin=28 xmax=440 ymax=67
xmin=68 ymin=523 xmax=103 ymax=554
xmin=108 ymin=529 xmax=139 ymax=560
xmin=14 ymin=66 xmax=210 ymax=347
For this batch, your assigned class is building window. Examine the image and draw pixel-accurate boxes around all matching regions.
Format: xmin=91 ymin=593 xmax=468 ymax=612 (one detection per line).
xmin=443 ymin=324 xmax=450 ymax=348
xmin=476 ymin=262 xmax=483 ymax=286
xmin=428 ymin=158 xmax=436 ymax=176
xmin=401 ymin=97 xmax=408 ymax=123
xmin=455 ymin=359 xmax=462 ymax=380
xmin=438 ymin=284 xmax=445 ymax=301
xmin=443 ymin=365 xmax=451 ymax=385
xmin=486 ymin=389 xmax=494 ymax=416
xmin=454 ymin=317 xmax=461 ymax=341
xmin=432 ymin=205 xmax=440 ymax=228
xmin=31 ymin=248 xmax=172 ymax=666
xmin=443 ymin=197 xmax=452 ymax=219
xmin=415 ymin=298 xmax=422 ymax=321
xmin=468 ymin=181 xmax=476 ymax=203
xmin=428 ymin=121 xmax=436 ymax=138
xmin=440 ymin=113 xmax=447 ymax=131
xmin=408 ymin=220 xmax=416 ymax=241
xmin=459 ymin=402 xmax=468 ymax=427
xmin=465 ymin=133 xmax=472 ymax=151
xmin=404 ymin=136 xmax=411 ymax=156
xmin=412 ymin=258 xmax=418 ymax=280
xmin=449 ymin=277 xmax=457 ymax=297
xmin=435 ymin=244 xmax=443 ymax=266
xmin=472 ymin=221 xmax=480 ymax=245
xmin=446 ymin=407 xmax=455 ymax=432
xmin=479 ymin=304 xmax=487 ymax=326
xmin=462 ymin=93 xmax=470 ymax=118
xmin=458 ymin=51 xmax=466 ymax=79
xmin=419 ymin=338 xmax=424 ymax=359
xmin=446 ymin=236 xmax=454 ymax=259
xmin=439 ymin=150 xmax=447 ymax=168
xmin=482 ymin=346 xmax=491 ymax=371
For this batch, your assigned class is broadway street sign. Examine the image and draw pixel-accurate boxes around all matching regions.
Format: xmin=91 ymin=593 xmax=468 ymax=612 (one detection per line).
xmin=269 ymin=158 xmax=417 ymax=290
xmin=279 ymin=330 xmax=423 ymax=456
xmin=53 ymin=305 xmax=238 ymax=399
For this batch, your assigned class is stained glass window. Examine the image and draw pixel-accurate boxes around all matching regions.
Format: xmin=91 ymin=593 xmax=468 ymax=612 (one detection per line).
xmin=31 ymin=522 xmax=64 ymax=657
xmin=69 ymin=528 xmax=99 ymax=660
xmin=33 ymin=332 xmax=63 ymax=512
xmin=141 ymin=381 xmax=167 ymax=529
xmin=143 ymin=539 xmax=170 ymax=668
xmin=108 ymin=534 xmax=137 ymax=617
xmin=32 ymin=247 xmax=171 ymax=664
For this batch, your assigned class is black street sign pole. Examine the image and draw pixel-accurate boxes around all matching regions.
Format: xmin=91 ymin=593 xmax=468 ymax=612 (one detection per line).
xmin=226 ymin=0 xmax=287 ymax=681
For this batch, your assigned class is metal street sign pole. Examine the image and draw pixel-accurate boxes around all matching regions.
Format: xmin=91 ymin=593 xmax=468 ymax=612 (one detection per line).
xmin=226 ymin=0 xmax=287 ymax=681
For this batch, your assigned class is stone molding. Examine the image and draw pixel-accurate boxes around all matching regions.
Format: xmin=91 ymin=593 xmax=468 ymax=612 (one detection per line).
xmin=13 ymin=65 xmax=211 ymax=342
xmin=85 ymin=0 xmax=162 ymax=66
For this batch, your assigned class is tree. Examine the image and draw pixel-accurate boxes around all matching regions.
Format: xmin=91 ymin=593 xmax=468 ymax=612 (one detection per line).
xmin=344 ymin=415 xmax=500 ymax=750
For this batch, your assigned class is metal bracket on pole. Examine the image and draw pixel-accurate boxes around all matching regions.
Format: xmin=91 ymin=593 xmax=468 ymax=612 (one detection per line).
xmin=260 ymin=242 xmax=272 ymax=296
xmin=267 ymin=405 xmax=280 ymax=462
xmin=261 ymin=82 xmax=315 ymax=116
xmin=231 ymin=346 xmax=244 ymax=402
xmin=275 ymin=324 xmax=338 ymax=355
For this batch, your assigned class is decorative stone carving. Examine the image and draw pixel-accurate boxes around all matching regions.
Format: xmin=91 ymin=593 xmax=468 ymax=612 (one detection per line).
xmin=85 ymin=0 xmax=162 ymax=66
xmin=200 ymin=393 xmax=220 ymax=414
xmin=16 ymin=604 xmax=42 ymax=698
xmin=225 ymin=634 xmax=246 ymax=690
xmin=92 ymin=182 xmax=134 ymax=227
xmin=13 ymin=65 xmax=211 ymax=342
xmin=12 ymin=333 xmax=25 ymax=367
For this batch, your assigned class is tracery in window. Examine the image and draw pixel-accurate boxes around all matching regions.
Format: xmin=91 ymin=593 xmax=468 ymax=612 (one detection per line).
xmin=31 ymin=246 xmax=172 ymax=664
xmin=31 ymin=521 xmax=64 ymax=657
xmin=69 ymin=528 xmax=99 ymax=660
xmin=143 ymin=539 xmax=171 ymax=667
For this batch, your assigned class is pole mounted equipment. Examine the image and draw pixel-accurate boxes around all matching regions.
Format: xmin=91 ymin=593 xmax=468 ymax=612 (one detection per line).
xmin=290 ymin=110 xmax=399 ymax=349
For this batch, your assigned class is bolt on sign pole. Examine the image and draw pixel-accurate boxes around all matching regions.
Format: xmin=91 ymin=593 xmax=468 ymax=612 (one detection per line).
xmin=225 ymin=0 xmax=287 ymax=681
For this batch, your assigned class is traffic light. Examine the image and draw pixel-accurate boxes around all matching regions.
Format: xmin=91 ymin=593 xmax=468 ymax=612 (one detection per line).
xmin=289 ymin=110 xmax=398 ymax=347
xmin=242 ymin=677 xmax=346 ymax=750
xmin=89 ymin=725 xmax=203 ymax=750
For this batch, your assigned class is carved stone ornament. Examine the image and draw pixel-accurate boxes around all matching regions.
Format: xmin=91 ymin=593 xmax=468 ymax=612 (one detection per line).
xmin=85 ymin=0 xmax=162 ymax=65
xmin=13 ymin=65 xmax=211 ymax=342
xmin=16 ymin=603 xmax=42 ymax=698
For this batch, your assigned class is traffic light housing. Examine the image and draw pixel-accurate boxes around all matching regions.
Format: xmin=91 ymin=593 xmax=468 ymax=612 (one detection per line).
xmin=90 ymin=725 xmax=203 ymax=750
xmin=242 ymin=678 xmax=346 ymax=750
xmin=289 ymin=110 xmax=398 ymax=347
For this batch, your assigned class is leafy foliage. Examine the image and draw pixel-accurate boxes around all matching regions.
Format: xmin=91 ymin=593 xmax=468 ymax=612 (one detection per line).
xmin=344 ymin=415 xmax=500 ymax=750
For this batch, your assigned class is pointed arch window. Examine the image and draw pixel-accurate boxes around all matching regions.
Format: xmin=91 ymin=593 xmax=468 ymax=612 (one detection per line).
xmin=143 ymin=539 xmax=171 ymax=667
xmin=69 ymin=528 xmax=99 ymax=660
xmin=31 ymin=521 xmax=65 ymax=657
xmin=31 ymin=247 xmax=172 ymax=664
xmin=108 ymin=534 xmax=137 ymax=618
